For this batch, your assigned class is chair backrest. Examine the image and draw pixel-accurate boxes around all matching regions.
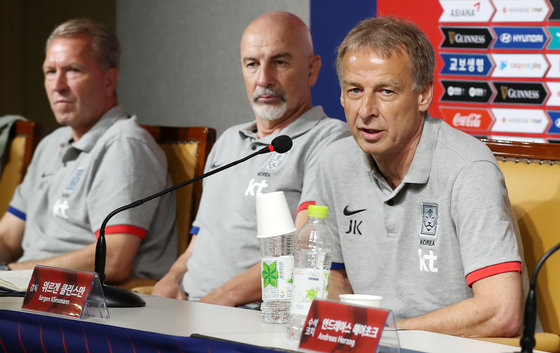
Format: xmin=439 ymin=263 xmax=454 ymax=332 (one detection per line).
xmin=0 ymin=120 xmax=39 ymax=214
xmin=141 ymin=125 xmax=216 ymax=255
xmin=483 ymin=138 xmax=560 ymax=334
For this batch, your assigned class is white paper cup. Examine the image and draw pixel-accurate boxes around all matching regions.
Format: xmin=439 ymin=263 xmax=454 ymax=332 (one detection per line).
xmin=339 ymin=294 xmax=383 ymax=308
xmin=256 ymin=191 xmax=296 ymax=238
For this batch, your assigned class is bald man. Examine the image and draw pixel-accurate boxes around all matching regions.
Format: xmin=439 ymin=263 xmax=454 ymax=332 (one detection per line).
xmin=153 ymin=11 xmax=350 ymax=306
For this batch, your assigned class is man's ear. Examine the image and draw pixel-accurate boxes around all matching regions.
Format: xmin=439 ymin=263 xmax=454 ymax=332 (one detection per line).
xmin=308 ymin=55 xmax=322 ymax=86
xmin=418 ymin=81 xmax=434 ymax=112
xmin=104 ymin=68 xmax=119 ymax=97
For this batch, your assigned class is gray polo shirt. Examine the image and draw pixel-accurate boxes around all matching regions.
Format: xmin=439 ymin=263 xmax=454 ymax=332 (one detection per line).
xmin=9 ymin=105 xmax=177 ymax=280
xmin=183 ymin=106 xmax=350 ymax=300
xmin=312 ymin=115 xmax=521 ymax=321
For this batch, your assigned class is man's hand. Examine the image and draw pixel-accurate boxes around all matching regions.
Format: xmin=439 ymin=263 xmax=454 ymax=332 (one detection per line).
xmin=152 ymin=272 xmax=187 ymax=300
xmin=0 ymin=213 xmax=25 ymax=263
xmin=152 ymin=236 xmax=195 ymax=300
xmin=199 ymin=263 xmax=262 ymax=307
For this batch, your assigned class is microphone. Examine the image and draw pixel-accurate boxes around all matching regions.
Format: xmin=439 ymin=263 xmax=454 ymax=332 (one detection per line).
xmin=520 ymin=241 xmax=560 ymax=353
xmin=94 ymin=135 xmax=293 ymax=307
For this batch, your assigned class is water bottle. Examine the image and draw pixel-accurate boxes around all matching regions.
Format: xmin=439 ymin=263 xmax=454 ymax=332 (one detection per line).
xmin=287 ymin=205 xmax=333 ymax=340
xmin=256 ymin=191 xmax=296 ymax=324
xmin=259 ymin=231 xmax=295 ymax=323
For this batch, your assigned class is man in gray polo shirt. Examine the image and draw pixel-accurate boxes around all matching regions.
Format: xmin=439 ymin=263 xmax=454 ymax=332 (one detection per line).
xmin=0 ymin=19 xmax=177 ymax=282
xmin=152 ymin=11 xmax=349 ymax=305
xmin=307 ymin=17 xmax=523 ymax=337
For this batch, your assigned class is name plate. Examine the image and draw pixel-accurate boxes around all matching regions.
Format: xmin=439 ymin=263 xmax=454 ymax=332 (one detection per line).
xmin=22 ymin=265 xmax=109 ymax=319
xmin=299 ymin=299 xmax=400 ymax=353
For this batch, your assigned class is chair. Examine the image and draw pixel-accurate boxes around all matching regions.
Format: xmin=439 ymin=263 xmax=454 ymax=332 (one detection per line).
xmin=119 ymin=125 xmax=216 ymax=291
xmin=0 ymin=120 xmax=39 ymax=214
xmin=476 ymin=139 xmax=560 ymax=352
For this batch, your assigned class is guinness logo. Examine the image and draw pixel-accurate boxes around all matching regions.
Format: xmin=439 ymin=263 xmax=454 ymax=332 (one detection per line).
xmin=500 ymin=86 xmax=509 ymax=100
xmin=440 ymin=26 xmax=492 ymax=49
xmin=492 ymin=82 xmax=547 ymax=105
xmin=448 ymin=31 xmax=456 ymax=45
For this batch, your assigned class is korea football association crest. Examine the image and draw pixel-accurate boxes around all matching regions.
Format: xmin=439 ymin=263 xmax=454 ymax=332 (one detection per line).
xmin=261 ymin=151 xmax=288 ymax=172
xmin=420 ymin=203 xmax=438 ymax=237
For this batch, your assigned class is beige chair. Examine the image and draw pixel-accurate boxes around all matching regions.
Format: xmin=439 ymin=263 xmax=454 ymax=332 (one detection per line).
xmin=0 ymin=120 xmax=39 ymax=215
xmin=119 ymin=125 xmax=216 ymax=291
xmin=476 ymin=139 xmax=560 ymax=353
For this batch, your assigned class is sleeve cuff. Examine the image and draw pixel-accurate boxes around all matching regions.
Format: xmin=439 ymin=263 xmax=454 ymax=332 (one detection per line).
xmin=95 ymin=224 xmax=147 ymax=239
xmin=331 ymin=262 xmax=346 ymax=270
xmin=466 ymin=261 xmax=522 ymax=286
xmin=297 ymin=201 xmax=316 ymax=214
xmin=7 ymin=206 xmax=26 ymax=221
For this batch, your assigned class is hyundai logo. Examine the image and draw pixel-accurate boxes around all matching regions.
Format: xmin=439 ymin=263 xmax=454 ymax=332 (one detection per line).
xmin=500 ymin=32 xmax=512 ymax=43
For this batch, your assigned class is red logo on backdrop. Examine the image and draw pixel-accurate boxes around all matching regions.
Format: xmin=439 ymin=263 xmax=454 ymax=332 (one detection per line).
xmin=22 ymin=266 xmax=96 ymax=318
xmin=440 ymin=107 xmax=493 ymax=132
xmin=299 ymin=300 xmax=390 ymax=353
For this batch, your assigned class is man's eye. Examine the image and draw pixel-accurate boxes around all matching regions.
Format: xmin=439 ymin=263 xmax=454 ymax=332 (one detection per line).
xmin=348 ymin=88 xmax=362 ymax=94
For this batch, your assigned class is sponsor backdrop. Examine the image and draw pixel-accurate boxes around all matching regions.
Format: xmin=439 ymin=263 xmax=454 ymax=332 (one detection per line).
xmin=310 ymin=0 xmax=377 ymax=123
xmin=378 ymin=0 xmax=560 ymax=142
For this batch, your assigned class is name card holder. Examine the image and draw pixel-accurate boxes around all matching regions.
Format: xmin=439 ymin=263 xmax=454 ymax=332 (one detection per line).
xmin=22 ymin=265 xmax=109 ymax=319
xmin=299 ymin=299 xmax=401 ymax=353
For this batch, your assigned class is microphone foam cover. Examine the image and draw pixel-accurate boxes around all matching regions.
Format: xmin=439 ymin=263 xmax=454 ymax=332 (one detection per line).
xmin=271 ymin=135 xmax=293 ymax=154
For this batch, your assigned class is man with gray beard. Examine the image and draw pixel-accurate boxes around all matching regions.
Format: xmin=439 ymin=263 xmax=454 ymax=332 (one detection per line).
xmin=152 ymin=11 xmax=349 ymax=306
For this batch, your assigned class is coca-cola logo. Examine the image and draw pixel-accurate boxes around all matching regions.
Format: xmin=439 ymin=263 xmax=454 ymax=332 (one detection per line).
xmin=452 ymin=112 xmax=482 ymax=128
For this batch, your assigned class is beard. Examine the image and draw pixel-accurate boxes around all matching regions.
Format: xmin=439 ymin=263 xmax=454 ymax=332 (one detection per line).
xmin=251 ymin=87 xmax=288 ymax=121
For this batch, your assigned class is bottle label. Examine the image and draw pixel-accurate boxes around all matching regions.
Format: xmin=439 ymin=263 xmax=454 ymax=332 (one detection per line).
xmin=261 ymin=255 xmax=294 ymax=300
xmin=289 ymin=267 xmax=330 ymax=315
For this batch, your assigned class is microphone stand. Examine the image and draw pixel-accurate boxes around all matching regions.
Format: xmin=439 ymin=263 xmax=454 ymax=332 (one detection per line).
xmin=95 ymin=142 xmax=286 ymax=307
xmin=519 ymin=242 xmax=560 ymax=353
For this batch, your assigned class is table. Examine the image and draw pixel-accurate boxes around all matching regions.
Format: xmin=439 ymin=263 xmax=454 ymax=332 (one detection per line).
xmin=0 ymin=295 xmax=545 ymax=353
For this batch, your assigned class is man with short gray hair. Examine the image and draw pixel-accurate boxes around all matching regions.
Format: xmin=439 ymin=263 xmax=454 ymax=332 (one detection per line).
xmin=306 ymin=16 xmax=523 ymax=337
xmin=0 ymin=18 xmax=177 ymax=283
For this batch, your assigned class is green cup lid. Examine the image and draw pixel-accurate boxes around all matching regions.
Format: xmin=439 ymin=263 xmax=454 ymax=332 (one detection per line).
xmin=308 ymin=205 xmax=328 ymax=218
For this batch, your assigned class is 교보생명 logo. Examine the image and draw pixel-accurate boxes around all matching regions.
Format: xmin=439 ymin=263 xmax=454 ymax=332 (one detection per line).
xmin=440 ymin=53 xmax=492 ymax=76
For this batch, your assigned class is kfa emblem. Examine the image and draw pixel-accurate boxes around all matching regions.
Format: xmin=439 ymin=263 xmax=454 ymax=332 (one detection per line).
xmin=420 ymin=203 xmax=438 ymax=237
xmin=261 ymin=152 xmax=288 ymax=171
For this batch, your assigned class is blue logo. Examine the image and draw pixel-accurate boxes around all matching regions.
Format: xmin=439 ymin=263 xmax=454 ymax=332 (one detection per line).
xmin=548 ymin=27 xmax=560 ymax=50
xmin=547 ymin=112 xmax=560 ymax=134
xmin=493 ymin=27 xmax=547 ymax=50
xmin=440 ymin=53 xmax=492 ymax=76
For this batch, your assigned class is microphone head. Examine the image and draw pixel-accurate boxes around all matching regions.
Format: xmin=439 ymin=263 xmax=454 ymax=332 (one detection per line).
xmin=271 ymin=135 xmax=293 ymax=154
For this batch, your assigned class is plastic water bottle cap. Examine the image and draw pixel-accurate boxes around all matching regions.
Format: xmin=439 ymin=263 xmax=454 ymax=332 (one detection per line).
xmin=308 ymin=205 xmax=328 ymax=218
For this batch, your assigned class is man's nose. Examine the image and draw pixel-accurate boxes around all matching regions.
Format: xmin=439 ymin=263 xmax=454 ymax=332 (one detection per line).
xmin=50 ymin=71 xmax=68 ymax=92
xmin=359 ymin=93 xmax=379 ymax=119
xmin=256 ymin=64 xmax=276 ymax=88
